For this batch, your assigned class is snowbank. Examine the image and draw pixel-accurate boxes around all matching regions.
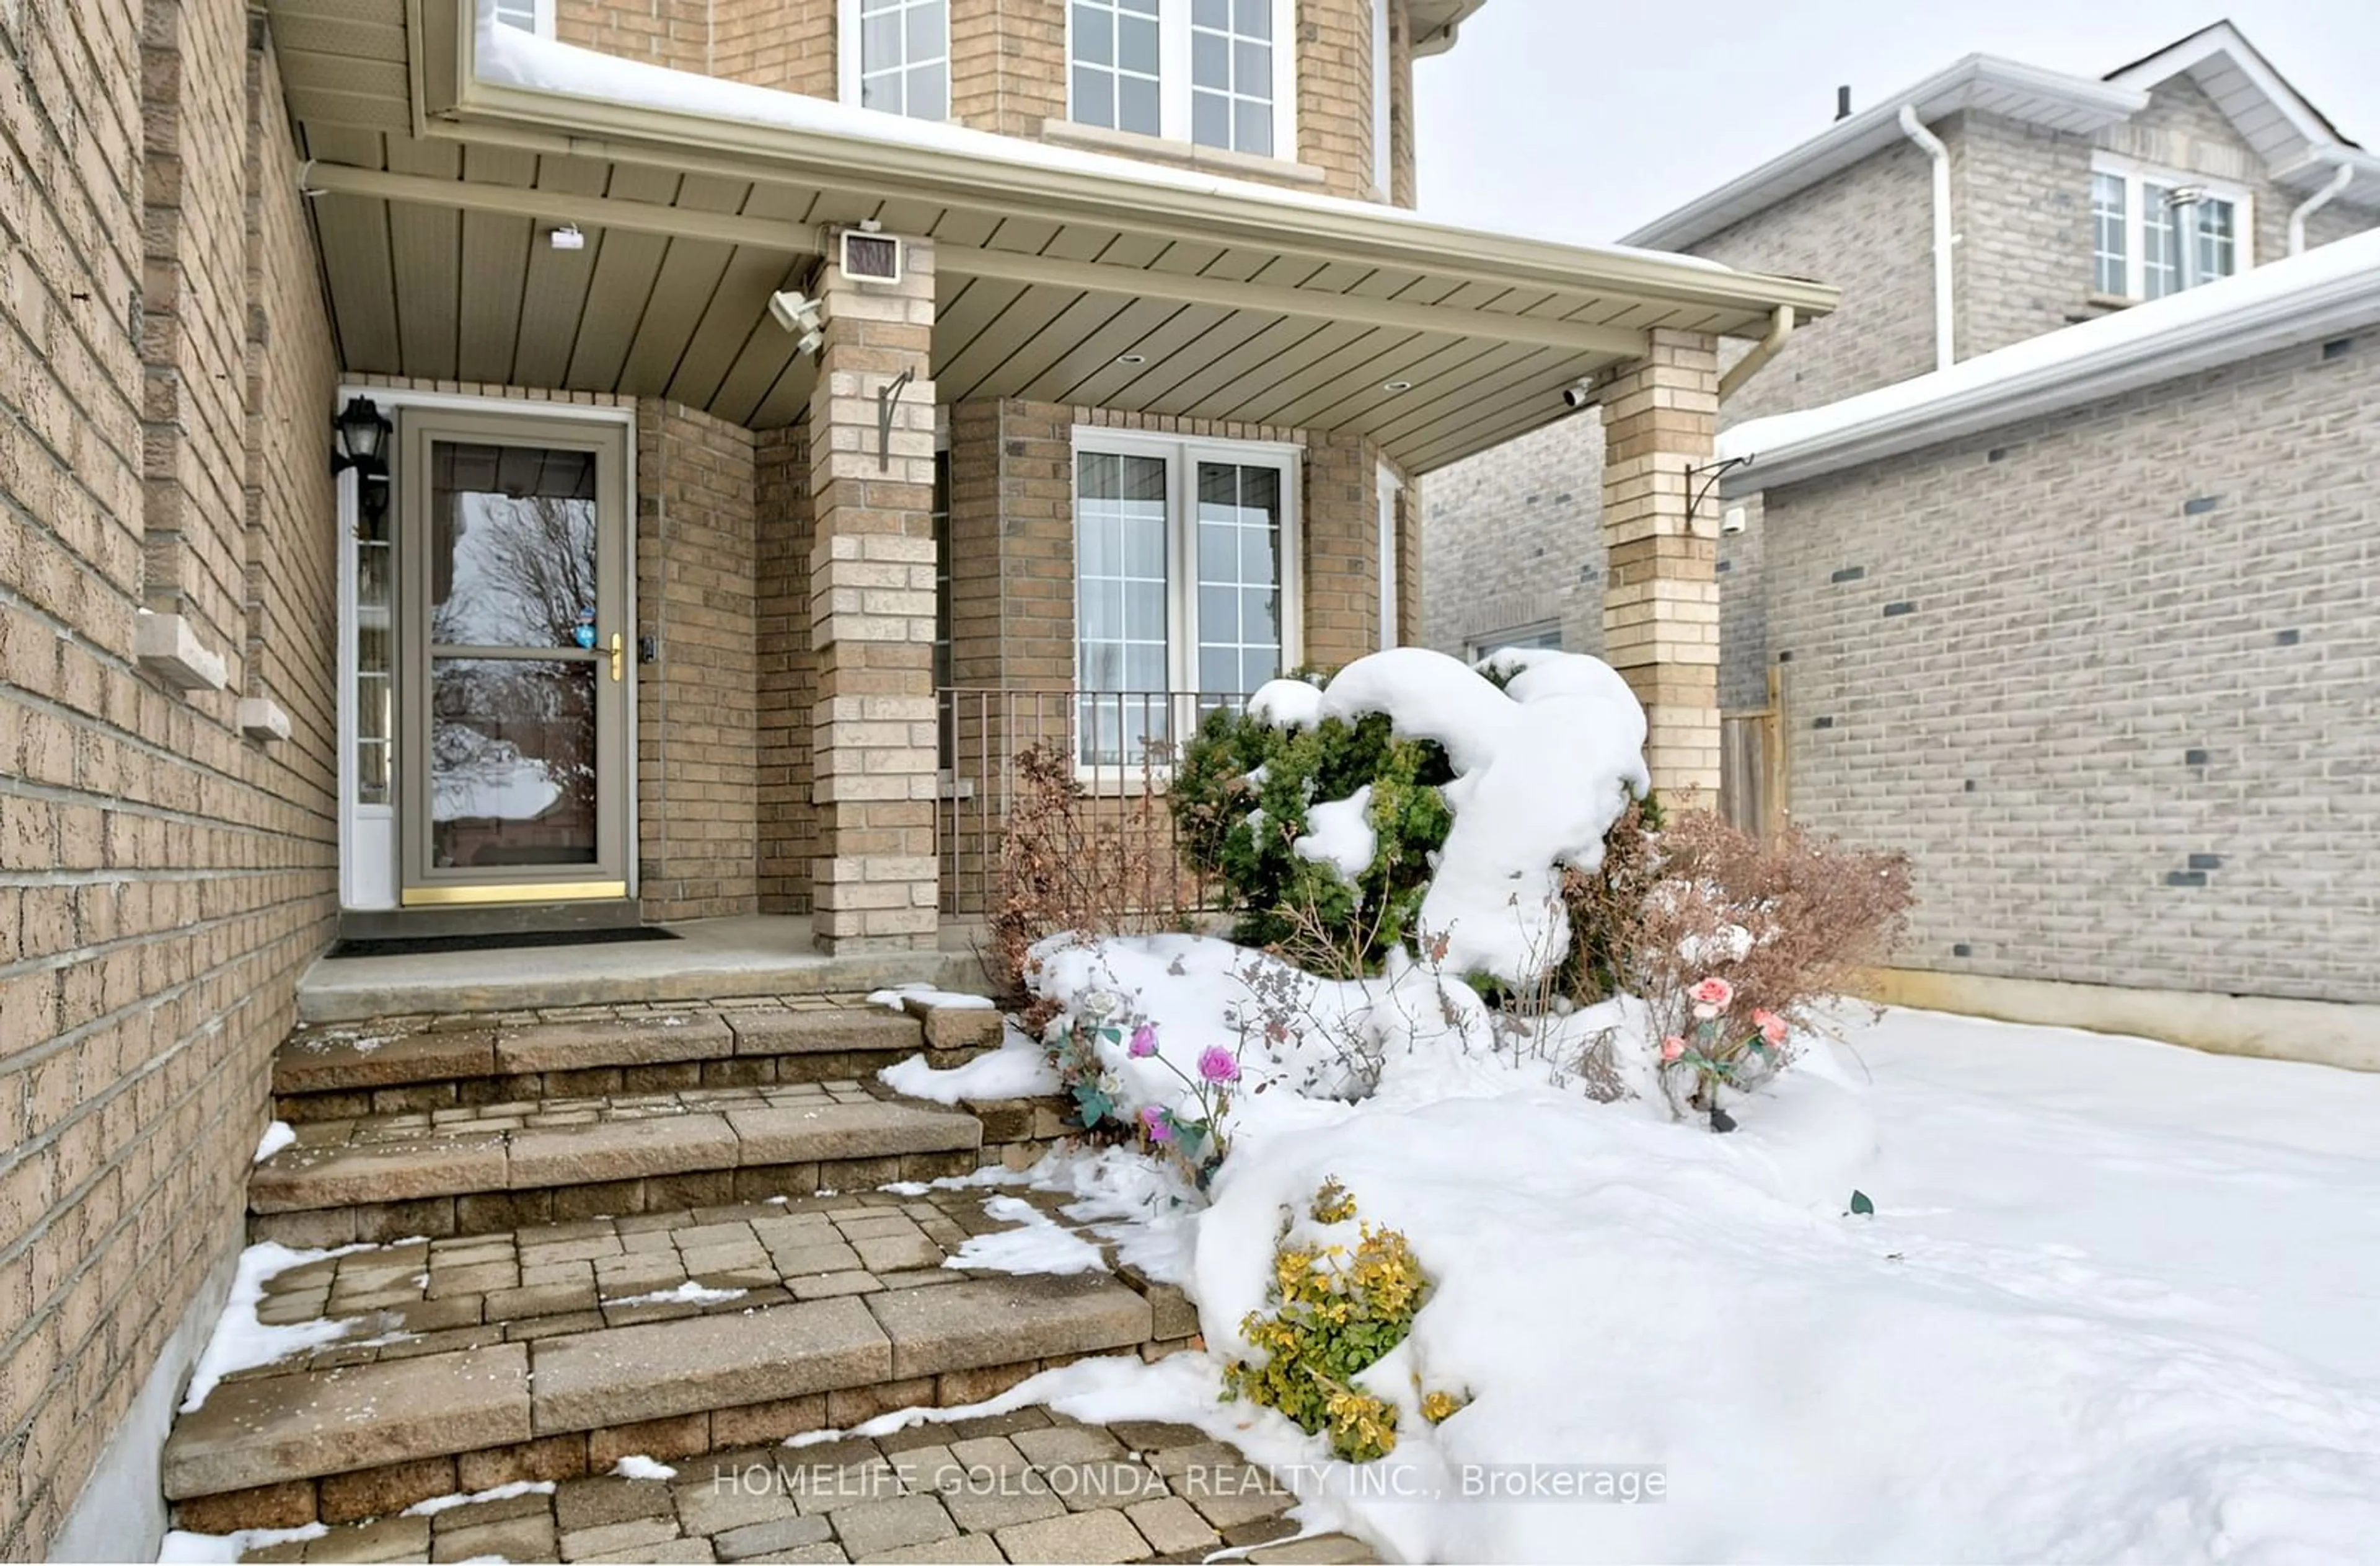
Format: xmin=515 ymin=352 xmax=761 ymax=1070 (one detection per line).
xmin=181 ymin=1242 xmax=377 ymax=1411
xmin=1316 ymin=648 xmax=1647 ymax=985
xmin=878 ymin=1026 xmax=1062 ymax=1103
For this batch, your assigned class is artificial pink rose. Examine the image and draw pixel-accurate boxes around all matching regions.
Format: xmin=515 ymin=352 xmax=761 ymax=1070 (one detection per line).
xmin=1753 ymin=1008 xmax=1787 ymax=1047
xmin=1690 ymin=977 xmax=1735 ymax=1010
xmin=1660 ymin=1035 xmax=1686 ymax=1062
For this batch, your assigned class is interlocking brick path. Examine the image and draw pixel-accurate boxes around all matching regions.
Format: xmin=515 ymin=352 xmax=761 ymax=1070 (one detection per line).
xmin=227 ymin=1410 xmax=1377 ymax=1564
xmin=231 ymin=1184 xmax=1161 ymax=1382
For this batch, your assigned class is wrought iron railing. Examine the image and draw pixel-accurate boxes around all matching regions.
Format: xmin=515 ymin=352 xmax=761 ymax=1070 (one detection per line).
xmin=933 ymin=688 xmax=1247 ymax=917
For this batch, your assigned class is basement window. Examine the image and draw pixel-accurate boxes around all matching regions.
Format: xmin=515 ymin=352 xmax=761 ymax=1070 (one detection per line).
xmin=2091 ymin=154 xmax=2251 ymax=301
xmin=841 ymin=0 xmax=951 ymax=121
xmin=490 ymin=0 xmax=552 ymax=36
xmin=1071 ymin=428 xmax=1303 ymax=768
xmin=1069 ymin=0 xmax=1297 ymax=160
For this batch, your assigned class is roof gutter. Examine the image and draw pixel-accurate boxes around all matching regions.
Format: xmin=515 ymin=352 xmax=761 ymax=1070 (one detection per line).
xmin=2289 ymin=160 xmax=2355 ymax=254
xmin=1712 ymin=231 xmax=2380 ymax=494
xmin=1897 ymin=105 xmax=1955 ymax=373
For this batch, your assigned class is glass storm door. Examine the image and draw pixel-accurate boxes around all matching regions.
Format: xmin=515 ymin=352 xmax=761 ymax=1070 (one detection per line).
xmin=397 ymin=411 xmax=632 ymax=905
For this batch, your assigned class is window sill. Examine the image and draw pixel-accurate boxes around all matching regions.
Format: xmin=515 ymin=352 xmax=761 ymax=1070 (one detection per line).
xmin=2083 ymin=291 xmax=2137 ymax=312
xmin=1039 ymin=119 xmax=1328 ymax=187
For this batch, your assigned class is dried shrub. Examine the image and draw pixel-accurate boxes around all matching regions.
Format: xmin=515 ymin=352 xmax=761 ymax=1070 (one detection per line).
xmin=1613 ymin=811 xmax=1915 ymax=1115
xmin=985 ymin=742 xmax=1202 ymax=1001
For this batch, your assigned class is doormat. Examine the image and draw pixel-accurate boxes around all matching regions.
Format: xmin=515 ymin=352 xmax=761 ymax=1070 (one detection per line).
xmin=327 ymin=926 xmax=682 ymax=960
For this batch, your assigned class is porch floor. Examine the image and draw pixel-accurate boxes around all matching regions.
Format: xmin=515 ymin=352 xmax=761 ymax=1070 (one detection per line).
xmin=296 ymin=916 xmax=989 ymax=1023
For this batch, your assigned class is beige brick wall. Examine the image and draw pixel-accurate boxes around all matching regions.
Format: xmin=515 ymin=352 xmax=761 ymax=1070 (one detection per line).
xmin=552 ymin=0 xmax=1413 ymax=201
xmin=636 ymin=400 xmax=761 ymax=920
xmin=0 ymin=1 xmax=338 ymax=1553
xmin=755 ymin=424 xmax=816 ymax=914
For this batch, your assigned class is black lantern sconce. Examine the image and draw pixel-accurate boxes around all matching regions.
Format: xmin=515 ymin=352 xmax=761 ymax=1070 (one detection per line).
xmin=332 ymin=395 xmax=394 ymax=533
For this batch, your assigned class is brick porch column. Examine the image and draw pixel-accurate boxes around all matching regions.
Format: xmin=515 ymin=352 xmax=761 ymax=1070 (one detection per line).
xmin=806 ymin=236 xmax=940 ymax=951
xmin=1600 ymin=328 xmax=1722 ymax=800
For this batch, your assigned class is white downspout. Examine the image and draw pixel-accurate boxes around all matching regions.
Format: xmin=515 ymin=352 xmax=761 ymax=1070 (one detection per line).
xmin=1898 ymin=105 xmax=1954 ymax=372
xmin=2289 ymin=161 xmax=2356 ymax=255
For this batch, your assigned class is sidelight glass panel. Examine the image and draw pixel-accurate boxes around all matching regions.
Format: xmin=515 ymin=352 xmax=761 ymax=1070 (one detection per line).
xmin=429 ymin=658 xmax=599 ymax=868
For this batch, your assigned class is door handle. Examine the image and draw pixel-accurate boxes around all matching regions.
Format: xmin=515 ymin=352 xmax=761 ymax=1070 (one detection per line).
xmin=609 ymin=631 xmax=624 ymax=683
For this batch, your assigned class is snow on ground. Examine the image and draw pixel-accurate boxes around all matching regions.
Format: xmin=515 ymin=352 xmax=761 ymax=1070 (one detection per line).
xmin=180 ymin=1241 xmax=379 ymax=1412
xmin=866 ymin=984 xmax=996 ymax=1013
xmin=941 ymin=1194 xmax=1109 ymax=1276
xmin=943 ymin=992 xmax=2380 ymax=1564
xmin=402 ymin=1480 xmax=557 ymax=1516
xmin=159 ymin=1523 xmax=326 ymax=1564
xmin=599 ymin=1280 xmax=746 ymax=1308
xmin=608 ymin=1456 xmax=677 ymax=1481
xmin=252 ymin=1120 xmax=294 ymax=1163
xmin=878 ymin=1023 xmax=1062 ymax=1102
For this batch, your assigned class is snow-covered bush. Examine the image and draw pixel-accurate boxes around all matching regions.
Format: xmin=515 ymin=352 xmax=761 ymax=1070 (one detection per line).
xmin=1175 ymin=648 xmax=1648 ymax=990
xmin=1221 ymin=1177 xmax=1453 ymax=1462
xmin=1171 ymin=700 xmax=1453 ymax=977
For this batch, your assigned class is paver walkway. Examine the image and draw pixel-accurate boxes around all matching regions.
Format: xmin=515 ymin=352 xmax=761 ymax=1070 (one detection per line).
xmin=227 ymin=1409 xmax=1377 ymax=1564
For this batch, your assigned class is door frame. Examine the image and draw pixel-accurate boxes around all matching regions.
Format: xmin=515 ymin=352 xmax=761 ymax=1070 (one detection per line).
xmin=333 ymin=386 xmax=639 ymax=912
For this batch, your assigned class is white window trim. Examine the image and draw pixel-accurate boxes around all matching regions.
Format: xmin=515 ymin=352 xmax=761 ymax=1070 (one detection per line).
xmin=1070 ymin=424 xmax=1304 ymax=702
xmin=1375 ymin=462 xmax=1400 ymax=650
xmin=837 ymin=0 xmax=951 ymax=119
xmin=1065 ymin=0 xmax=1299 ymax=163
xmin=2089 ymin=150 xmax=2255 ymax=301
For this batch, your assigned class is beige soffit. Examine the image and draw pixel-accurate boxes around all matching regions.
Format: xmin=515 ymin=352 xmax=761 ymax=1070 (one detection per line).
xmin=2102 ymin=20 xmax=2380 ymax=205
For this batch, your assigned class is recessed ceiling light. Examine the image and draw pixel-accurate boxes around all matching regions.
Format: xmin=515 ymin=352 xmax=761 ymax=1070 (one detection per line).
xmin=1382 ymin=379 xmax=1414 ymax=392
xmin=1117 ymin=353 xmax=1148 ymax=365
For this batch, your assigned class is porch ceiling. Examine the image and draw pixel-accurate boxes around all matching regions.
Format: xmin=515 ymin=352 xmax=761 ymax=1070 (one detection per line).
xmin=272 ymin=0 xmax=1836 ymax=475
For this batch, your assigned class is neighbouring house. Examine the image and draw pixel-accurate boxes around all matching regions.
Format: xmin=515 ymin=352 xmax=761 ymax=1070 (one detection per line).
xmin=1425 ymin=21 xmax=2380 ymax=1060
xmin=0 ymin=0 xmax=1838 ymax=1555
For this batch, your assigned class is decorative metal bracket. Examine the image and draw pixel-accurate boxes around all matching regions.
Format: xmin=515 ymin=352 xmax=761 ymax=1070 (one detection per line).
xmin=876 ymin=368 xmax=915 ymax=471
xmin=1685 ymin=455 xmax=1752 ymax=527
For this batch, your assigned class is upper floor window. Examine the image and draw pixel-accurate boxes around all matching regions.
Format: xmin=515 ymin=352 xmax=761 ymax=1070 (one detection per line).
xmin=841 ymin=0 xmax=950 ymax=121
xmin=491 ymin=0 xmax=552 ymax=35
xmin=2091 ymin=155 xmax=2251 ymax=302
xmin=1070 ymin=0 xmax=1297 ymax=160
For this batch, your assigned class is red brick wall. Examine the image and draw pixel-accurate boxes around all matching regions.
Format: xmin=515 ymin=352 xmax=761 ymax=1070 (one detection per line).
xmin=635 ymin=400 xmax=760 ymax=920
xmin=0 ymin=0 xmax=338 ymax=1551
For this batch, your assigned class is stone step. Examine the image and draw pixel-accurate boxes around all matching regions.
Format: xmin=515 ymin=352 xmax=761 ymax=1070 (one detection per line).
xmin=270 ymin=1004 xmax=998 ymax=1122
xmin=164 ymin=1188 xmax=1202 ymax=1524
xmin=247 ymin=1082 xmax=990 ymax=1245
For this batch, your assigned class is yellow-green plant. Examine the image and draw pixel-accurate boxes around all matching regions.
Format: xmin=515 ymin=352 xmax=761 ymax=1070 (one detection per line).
xmin=1222 ymin=1179 xmax=1454 ymax=1462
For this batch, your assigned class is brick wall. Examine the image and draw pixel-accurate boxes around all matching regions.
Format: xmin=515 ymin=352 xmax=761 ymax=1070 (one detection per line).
xmin=556 ymin=0 xmax=710 ymax=75
xmin=635 ymin=400 xmax=760 ymax=920
xmin=755 ymin=424 xmax=814 ymax=914
xmin=710 ymin=0 xmax=835 ymax=97
xmin=1419 ymin=416 xmax=1606 ymax=659
xmin=1758 ymin=333 xmax=2380 ymax=1002
xmin=552 ymin=0 xmax=1411 ymax=201
xmin=0 ymin=0 xmax=338 ymax=1552
xmin=1300 ymin=429 xmax=1382 ymax=670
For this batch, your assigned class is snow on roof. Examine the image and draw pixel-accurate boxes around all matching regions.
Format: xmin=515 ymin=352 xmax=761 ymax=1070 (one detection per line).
xmin=474 ymin=11 xmax=1734 ymax=276
xmin=1621 ymin=25 xmax=2376 ymax=252
xmin=1716 ymin=226 xmax=2380 ymax=491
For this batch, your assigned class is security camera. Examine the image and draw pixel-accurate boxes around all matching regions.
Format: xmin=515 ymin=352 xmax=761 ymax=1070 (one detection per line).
xmin=1721 ymin=506 xmax=1748 ymax=536
xmin=769 ymin=289 xmax=823 ymax=335
xmin=1561 ymin=379 xmax=1597 ymax=410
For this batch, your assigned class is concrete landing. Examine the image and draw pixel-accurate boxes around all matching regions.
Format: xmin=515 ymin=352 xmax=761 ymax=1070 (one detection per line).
xmin=297 ymin=916 xmax=987 ymax=1023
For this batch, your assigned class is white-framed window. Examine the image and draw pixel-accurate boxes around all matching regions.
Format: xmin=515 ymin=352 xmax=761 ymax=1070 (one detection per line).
xmin=1464 ymin=624 xmax=1562 ymax=664
xmin=2089 ymin=153 xmax=2252 ymax=302
xmin=1068 ymin=0 xmax=1298 ymax=161
xmin=840 ymin=0 xmax=950 ymax=121
xmin=1073 ymin=428 xmax=1302 ymax=767
xmin=490 ymin=0 xmax=553 ymax=36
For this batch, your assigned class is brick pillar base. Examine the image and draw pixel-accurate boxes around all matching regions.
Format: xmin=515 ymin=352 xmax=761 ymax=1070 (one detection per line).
xmin=1600 ymin=329 xmax=1722 ymax=801
xmin=807 ymin=237 xmax=940 ymax=952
